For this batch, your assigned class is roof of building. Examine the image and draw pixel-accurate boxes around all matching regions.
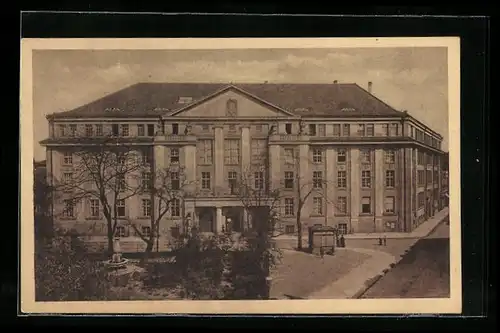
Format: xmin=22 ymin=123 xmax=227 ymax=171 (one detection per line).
xmin=46 ymin=82 xmax=406 ymax=119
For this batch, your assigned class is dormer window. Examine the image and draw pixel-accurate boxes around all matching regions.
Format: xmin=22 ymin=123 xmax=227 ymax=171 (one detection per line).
xmin=178 ymin=97 xmax=193 ymax=104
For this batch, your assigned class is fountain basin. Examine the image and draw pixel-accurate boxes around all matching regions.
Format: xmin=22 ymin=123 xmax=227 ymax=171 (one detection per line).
xmin=105 ymin=258 xmax=129 ymax=270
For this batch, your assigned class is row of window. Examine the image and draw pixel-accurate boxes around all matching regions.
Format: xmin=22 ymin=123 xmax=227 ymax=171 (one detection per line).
xmin=282 ymin=195 xmax=396 ymax=216
xmin=417 ymin=151 xmax=441 ymax=166
xmin=284 ymin=148 xmax=397 ymax=164
xmin=417 ymin=170 xmax=439 ymax=186
xmin=411 ymin=126 xmax=441 ymax=149
xmin=62 ymin=197 xmax=182 ymax=219
xmin=281 ymin=123 xmax=400 ymax=137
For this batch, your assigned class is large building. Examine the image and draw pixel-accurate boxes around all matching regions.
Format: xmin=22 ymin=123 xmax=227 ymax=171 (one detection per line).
xmin=40 ymin=82 xmax=447 ymax=251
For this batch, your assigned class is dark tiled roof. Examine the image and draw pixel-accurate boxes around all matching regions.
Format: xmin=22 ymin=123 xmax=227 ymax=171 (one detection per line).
xmin=47 ymin=83 xmax=405 ymax=119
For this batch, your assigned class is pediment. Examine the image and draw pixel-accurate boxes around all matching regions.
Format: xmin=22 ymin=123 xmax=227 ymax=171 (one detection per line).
xmin=168 ymin=86 xmax=294 ymax=118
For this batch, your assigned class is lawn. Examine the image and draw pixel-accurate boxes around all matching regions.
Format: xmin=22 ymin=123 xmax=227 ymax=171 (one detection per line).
xmin=269 ymin=249 xmax=371 ymax=299
xmin=360 ymin=237 xmax=450 ymax=298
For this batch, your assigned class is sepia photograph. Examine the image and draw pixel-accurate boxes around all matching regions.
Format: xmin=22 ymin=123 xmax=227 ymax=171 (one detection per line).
xmin=20 ymin=37 xmax=461 ymax=314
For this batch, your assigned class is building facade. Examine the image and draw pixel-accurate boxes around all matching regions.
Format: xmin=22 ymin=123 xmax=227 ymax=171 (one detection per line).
xmin=40 ymin=82 xmax=447 ymax=252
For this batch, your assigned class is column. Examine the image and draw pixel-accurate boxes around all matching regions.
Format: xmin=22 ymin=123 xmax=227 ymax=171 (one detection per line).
xmin=240 ymin=126 xmax=251 ymax=175
xmin=298 ymin=143 xmax=310 ymax=217
xmin=268 ymin=144 xmax=281 ymax=190
xmin=325 ymin=148 xmax=336 ymax=226
xmin=374 ymin=149 xmax=385 ymax=231
xmin=214 ymin=126 xmax=224 ymax=194
xmin=216 ymin=207 xmax=223 ymax=233
xmin=183 ymin=144 xmax=197 ymax=190
xmin=349 ymin=148 xmax=360 ymax=229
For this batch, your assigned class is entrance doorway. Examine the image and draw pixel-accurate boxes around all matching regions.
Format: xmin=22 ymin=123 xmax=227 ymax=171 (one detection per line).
xmin=197 ymin=207 xmax=215 ymax=232
xmin=223 ymin=207 xmax=244 ymax=232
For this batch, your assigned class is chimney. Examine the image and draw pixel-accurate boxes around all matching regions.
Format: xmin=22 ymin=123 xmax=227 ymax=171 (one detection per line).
xmin=368 ymin=81 xmax=373 ymax=94
xmin=333 ymin=80 xmax=338 ymax=84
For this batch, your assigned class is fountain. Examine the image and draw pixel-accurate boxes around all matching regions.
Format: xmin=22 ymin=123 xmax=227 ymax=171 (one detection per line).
xmin=105 ymin=237 xmax=129 ymax=270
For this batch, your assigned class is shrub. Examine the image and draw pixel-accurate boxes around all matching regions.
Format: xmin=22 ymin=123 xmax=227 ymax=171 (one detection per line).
xmin=35 ymin=235 xmax=111 ymax=301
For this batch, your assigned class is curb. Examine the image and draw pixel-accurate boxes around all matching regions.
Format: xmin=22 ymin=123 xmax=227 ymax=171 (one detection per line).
xmin=351 ymin=214 xmax=449 ymax=299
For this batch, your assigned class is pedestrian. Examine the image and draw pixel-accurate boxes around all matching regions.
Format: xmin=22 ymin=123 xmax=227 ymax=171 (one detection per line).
xmin=378 ymin=237 xmax=383 ymax=246
xmin=319 ymin=246 xmax=325 ymax=259
xmin=340 ymin=235 xmax=345 ymax=248
xmin=383 ymin=235 xmax=387 ymax=246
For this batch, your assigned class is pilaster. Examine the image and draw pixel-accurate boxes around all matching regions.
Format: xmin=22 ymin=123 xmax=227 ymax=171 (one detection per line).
xmin=214 ymin=126 xmax=225 ymax=192
xmin=325 ymin=148 xmax=336 ymax=225
xmin=268 ymin=144 xmax=281 ymax=190
xmin=183 ymin=144 xmax=197 ymax=188
xmin=240 ymin=126 xmax=251 ymax=174
xmin=374 ymin=149 xmax=385 ymax=231
xmin=216 ymin=207 xmax=223 ymax=233
xmin=299 ymin=143 xmax=310 ymax=217
xmin=349 ymin=148 xmax=360 ymax=227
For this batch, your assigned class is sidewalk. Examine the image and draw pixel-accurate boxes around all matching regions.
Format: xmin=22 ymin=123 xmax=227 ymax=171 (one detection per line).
xmin=307 ymin=247 xmax=397 ymax=299
xmin=273 ymin=207 xmax=449 ymax=242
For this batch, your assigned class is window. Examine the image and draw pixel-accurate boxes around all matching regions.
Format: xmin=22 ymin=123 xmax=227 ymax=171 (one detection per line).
xmin=333 ymin=124 xmax=341 ymax=136
xmin=309 ymin=124 xmax=317 ymax=136
xmin=115 ymin=226 xmax=127 ymax=237
xmin=201 ymin=172 xmax=211 ymax=190
xmin=228 ymin=171 xmax=237 ymax=194
xmin=417 ymin=170 xmax=425 ymax=186
xmin=137 ymin=124 xmax=145 ymax=136
xmin=361 ymin=170 xmax=371 ymax=188
xmin=358 ymin=124 xmax=365 ymax=136
xmin=284 ymin=172 xmax=294 ymax=189
xmin=285 ymin=123 xmax=292 ymax=134
xmin=96 ymin=124 xmax=103 ymax=136
xmin=112 ymin=124 xmax=119 ymax=136
xmin=313 ymin=171 xmax=323 ymax=188
xmin=63 ymin=152 xmax=73 ymax=165
xmin=89 ymin=199 xmax=100 ymax=218
xmin=337 ymin=171 xmax=347 ymax=188
xmin=418 ymin=192 xmax=425 ymax=208
xmin=85 ymin=124 xmax=93 ymax=137
xmin=427 ymin=170 xmax=432 ymax=184
xmin=59 ymin=124 xmax=66 ymax=137
xmin=366 ymin=124 xmax=374 ymax=136
xmin=170 ymin=148 xmax=180 ymax=163
xmin=251 ymin=140 xmax=266 ymax=162
xmin=69 ymin=124 xmax=77 ymax=136
xmin=361 ymin=197 xmax=371 ymax=214
xmin=361 ymin=149 xmax=371 ymax=163
xmin=63 ymin=172 xmax=73 ymax=184
xmin=312 ymin=148 xmax=323 ymax=163
xmin=142 ymin=226 xmax=151 ymax=238
xmin=117 ymin=174 xmax=126 ymax=191
xmin=147 ymin=124 xmax=155 ymax=136
xmin=337 ymin=197 xmax=347 ymax=214
xmin=417 ymin=152 xmax=425 ymax=165
xmin=171 ymin=198 xmax=181 ymax=217
xmin=170 ymin=172 xmax=180 ymax=190
xmin=384 ymin=197 xmax=395 ymax=214
xmin=198 ymin=140 xmax=213 ymax=164
xmin=201 ymin=124 xmax=210 ymax=132
xmin=141 ymin=172 xmax=152 ymax=191
xmin=120 ymin=124 xmax=129 ymax=136
xmin=254 ymin=171 xmax=264 ymax=190
xmin=172 ymin=123 xmax=179 ymax=135
xmin=142 ymin=199 xmax=151 ymax=217
xmin=116 ymin=199 xmax=126 ymax=217
xmin=385 ymin=150 xmax=396 ymax=163
xmin=284 ymin=148 xmax=295 ymax=164
xmin=337 ymin=149 xmax=347 ymax=162
xmin=342 ymin=124 xmax=350 ymax=136
xmin=63 ymin=199 xmax=74 ymax=218
xmin=385 ymin=170 xmax=395 ymax=188
xmin=317 ymin=124 xmax=326 ymax=136
xmin=383 ymin=124 xmax=389 ymax=136
xmin=284 ymin=198 xmax=295 ymax=216
xmin=285 ymin=225 xmax=295 ymax=234
xmin=228 ymin=124 xmax=237 ymax=132
xmin=389 ymin=124 xmax=398 ymax=136
xmin=313 ymin=197 xmax=323 ymax=215
xmin=255 ymin=124 xmax=263 ymax=132
xmin=338 ymin=223 xmax=348 ymax=235
xmin=224 ymin=139 xmax=240 ymax=165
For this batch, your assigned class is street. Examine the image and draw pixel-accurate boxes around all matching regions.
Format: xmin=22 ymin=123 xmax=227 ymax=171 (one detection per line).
xmin=360 ymin=217 xmax=450 ymax=298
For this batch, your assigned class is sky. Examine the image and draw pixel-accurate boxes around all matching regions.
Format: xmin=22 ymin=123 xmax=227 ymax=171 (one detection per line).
xmin=32 ymin=47 xmax=449 ymax=161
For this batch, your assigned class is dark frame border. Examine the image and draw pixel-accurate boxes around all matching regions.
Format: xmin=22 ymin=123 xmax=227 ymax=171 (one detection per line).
xmin=14 ymin=10 xmax=491 ymax=330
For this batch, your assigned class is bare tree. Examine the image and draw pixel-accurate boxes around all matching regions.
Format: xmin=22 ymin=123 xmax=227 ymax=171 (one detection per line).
xmin=124 ymin=164 xmax=195 ymax=261
xmin=52 ymin=135 xmax=147 ymax=255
